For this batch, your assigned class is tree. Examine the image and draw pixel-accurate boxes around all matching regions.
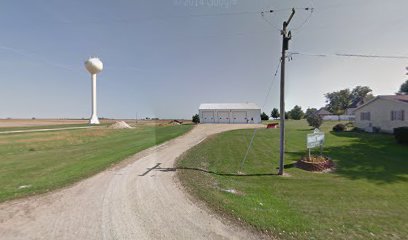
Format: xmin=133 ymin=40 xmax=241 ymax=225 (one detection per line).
xmin=399 ymin=80 xmax=408 ymax=94
xmin=325 ymin=86 xmax=373 ymax=115
xmin=304 ymin=108 xmax=317 ymax=119
xmin=351 ymin=86 xmax=373 ymax=103
xmin=306 ymin=113 xmax=323 ymax=129
xmin=285 ymin=112 xmax=289 ymax=120
xmin=288 ymin=105 xmax=304 ymax=120
xmin=260 ymin=112 xmax=270 ymax=121
xmin=325 ymin=89 xmax=352 ymax=115
xmin=271 ymin=108 xmax=280 ymax=119
xmin=192 ymin=114 xmax=200 ymax=124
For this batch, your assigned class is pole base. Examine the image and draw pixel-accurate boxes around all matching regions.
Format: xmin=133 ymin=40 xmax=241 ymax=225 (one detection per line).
xmin=89 ymin=115 xmax=100 ymax=125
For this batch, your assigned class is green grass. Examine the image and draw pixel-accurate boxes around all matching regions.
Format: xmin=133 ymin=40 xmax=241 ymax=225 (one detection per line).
xmin=177 ymin=120 xmax=408 ymax=240
xmin=0 ymin=124 xmax=193 ymax=202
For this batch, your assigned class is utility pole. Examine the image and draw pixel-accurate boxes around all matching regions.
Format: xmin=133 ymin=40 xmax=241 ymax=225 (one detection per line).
xmin=278 ymin=8 xmax=295 ymax=175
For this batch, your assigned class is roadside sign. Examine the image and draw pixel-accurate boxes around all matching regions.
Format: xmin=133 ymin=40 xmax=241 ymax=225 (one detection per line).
xmin=307 ymin=128 xmax=325 ymax=150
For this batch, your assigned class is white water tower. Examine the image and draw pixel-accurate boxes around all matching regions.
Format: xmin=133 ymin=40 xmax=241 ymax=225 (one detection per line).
xmin=85 ymin=57 xmax=103 ymax=125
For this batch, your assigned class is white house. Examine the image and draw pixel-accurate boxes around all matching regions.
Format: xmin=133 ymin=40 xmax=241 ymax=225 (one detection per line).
xmin=199 ymin=103 xmax=261 ymax=124
xmin=353 ymin=95 xmax=408 ymax=133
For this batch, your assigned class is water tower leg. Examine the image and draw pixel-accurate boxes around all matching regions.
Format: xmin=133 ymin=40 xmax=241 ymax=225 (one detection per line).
xmin=89 ymin=73 xmax=100 ymax=124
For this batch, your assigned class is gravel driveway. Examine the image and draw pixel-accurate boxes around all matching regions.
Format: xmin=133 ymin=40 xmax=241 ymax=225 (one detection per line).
xmin=0 ymin=124 xmax=266 ymax=240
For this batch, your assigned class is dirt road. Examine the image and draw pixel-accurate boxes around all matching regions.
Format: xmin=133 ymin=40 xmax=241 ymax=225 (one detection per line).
xmin=0 ymin=124 xmax=266 ymax=240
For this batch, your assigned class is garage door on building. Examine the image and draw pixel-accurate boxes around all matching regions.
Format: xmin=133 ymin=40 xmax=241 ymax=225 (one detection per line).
xmin=217 ymin=111 xmax=230 ymax=123
xmin=198 ymin=103 xmax=261 ymax=124
xmin=202 ymin=111 xmax=214 ymax=123
xmin=232 ymin=111 xmax=247 ymax=123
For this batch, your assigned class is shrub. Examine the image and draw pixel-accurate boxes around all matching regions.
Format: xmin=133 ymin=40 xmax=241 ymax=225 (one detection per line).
xmin=306 ymin=113 xmax=322 ymax=129
xmin=394 ymin=127 xmax=408 ymax=144
xmin=192 ymin=114 xmax=200 ymax=124
xmin=260 ymin=112 xmax=270 ymax=121
xmin=288 ymin=105 xmax=304 ymax=120
xmin=373 ymin=126 xmax=381 ymax=133
xmin=345 ymin=122 xmax=354 ymax=128
xmin=332 ymin=123 xmax=345 ymax=132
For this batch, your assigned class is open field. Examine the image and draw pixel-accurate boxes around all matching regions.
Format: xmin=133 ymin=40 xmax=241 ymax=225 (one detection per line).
xmin=0 ymin=119 xmax=90 ymax=128
xmin=0 ymin=124 xmax=193 ymax=202
xmin=177 ymin=120 xmax=408 ymax=240
xmin=0 ymin=119 xmax=191 ymax=131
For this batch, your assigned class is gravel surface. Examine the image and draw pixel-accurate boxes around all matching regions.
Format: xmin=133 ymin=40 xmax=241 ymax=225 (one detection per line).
xmin=0 ymin=124 xmax=267 ymax=240
xmin=109 ymin=121 xmax=132 ymax=129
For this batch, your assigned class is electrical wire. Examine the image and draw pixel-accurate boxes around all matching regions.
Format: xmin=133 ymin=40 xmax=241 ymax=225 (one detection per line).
xmin=260 ymin=7 xmax=314 ymax=33
xmin=288 ymin=51 xmax=408 ymax=60
xmin=290 ymin=8 xmax=314 ymax=31
xmin=239 ymin=59 xmax=281 ymax=172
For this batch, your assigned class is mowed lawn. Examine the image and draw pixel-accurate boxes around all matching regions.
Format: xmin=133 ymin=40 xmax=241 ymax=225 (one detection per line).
xmin=0 ymin=124 xmax=193 ymax=202
xmin=177 ymin=120 xmax=408 ymax=240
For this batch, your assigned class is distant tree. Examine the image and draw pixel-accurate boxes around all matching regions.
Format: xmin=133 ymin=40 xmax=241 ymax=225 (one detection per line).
xmin=325 ymin=86 xmax=373 ymax=115
xmin=325 ymin=89 xmax=352 ymax=115
xmin=271 ymin=108 xmax=280 ymax=119
xmin=304 ymin=108 xmax=318 ymax=119
xmin=285 ymin=112 xmax=289 ymax=120
xmin=288 ymin=105 xmax=304 ymax=120
xmin=192 ymin=114 xmax=200 ymax=124
xmin=351 ymin=86 xmax=373 ymax=102
xmin=399 ymin=80 xmax=408 ymax=94
xmin=306 ymin=113 xmax=323 ymax=129
xmin=260 ymin=112 xmax=270 ymax=121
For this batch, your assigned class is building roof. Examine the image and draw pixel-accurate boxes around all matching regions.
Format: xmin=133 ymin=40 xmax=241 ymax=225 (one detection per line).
xmin=380 ymin=94 xmax=408 ymax=103
xmin=199 ymin=103 xmax=260 ymax=110
xmin=316 ymin=107 xmax=332 ymax=115
xmin=353 ymin=95 xmax=408 ymax=112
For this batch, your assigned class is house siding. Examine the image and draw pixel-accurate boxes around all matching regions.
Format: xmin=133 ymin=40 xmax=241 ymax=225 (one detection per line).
xmin=354 ymin=98 xmax=408 ymax=133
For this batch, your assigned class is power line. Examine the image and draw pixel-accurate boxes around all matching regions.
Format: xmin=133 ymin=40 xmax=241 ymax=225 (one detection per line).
xmin=291 ymin=8 xmax=314 ymax=31
xmin=260 ymin=7 xmax=314 ymax=32
xmin=288 ymin=51 xmax=408 ymax=60
xmin=240 ymin=59 xmax=281 ymax=172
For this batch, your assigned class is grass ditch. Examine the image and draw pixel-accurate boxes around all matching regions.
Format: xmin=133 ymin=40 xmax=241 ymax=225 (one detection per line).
xmin=177 ymin=120 xmax=407 ymax=240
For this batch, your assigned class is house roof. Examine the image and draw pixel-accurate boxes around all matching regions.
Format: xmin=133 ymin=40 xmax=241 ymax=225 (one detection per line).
xmin=353 ymin=95 xmax=408 ymax=112
xmin=199 ymin=103 xmax=260 ymax=110
xmin=380 ymin=94 xmax=408 ymax=103
xmin=316 ymin=107 xmax=332 ymax=115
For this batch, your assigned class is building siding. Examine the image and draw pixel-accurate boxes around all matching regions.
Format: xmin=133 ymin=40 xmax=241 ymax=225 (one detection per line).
xmin=354 ymin=98 xmax=408 ymax=133
xmin=199 ymin=109 xmax=261 ymax=124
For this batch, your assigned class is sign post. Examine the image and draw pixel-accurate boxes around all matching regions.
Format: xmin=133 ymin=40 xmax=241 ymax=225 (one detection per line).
xmin=307 ymin=128 xmax=325 ymax=158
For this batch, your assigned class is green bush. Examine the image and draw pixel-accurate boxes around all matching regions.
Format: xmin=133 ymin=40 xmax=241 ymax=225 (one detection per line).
xmin=373 ymin=126 xmax=381 ymax=133
xmin=192 ymin=114 xmax=200 ymax=124
xmin=394 ymin=127 xmax=408 ymax=144
xmin=332 ymin=123 xmax=345 ymax=132
xmin=260 ymin=112 xmax=270 ymax=121
xmin=306 ymin=113 xmax=322 ymax=129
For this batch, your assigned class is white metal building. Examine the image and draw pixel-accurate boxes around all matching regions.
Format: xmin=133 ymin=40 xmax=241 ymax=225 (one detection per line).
xmin=198 ymin=103 xmax=261 ymax=124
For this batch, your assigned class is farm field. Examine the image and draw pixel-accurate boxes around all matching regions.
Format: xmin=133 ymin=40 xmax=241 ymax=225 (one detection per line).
xmin=0 ymin=119 xmax=90 ymax=128
xmin=177 ymin=120 xmax=408 ymax=240
xmin=0 ymin=124 xmax=193 ymax=202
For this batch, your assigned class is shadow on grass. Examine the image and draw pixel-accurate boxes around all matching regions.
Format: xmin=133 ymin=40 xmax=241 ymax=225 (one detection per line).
xmin=323 ymin=131 xmax=408 ymax=183
xmin=156 ymin=167 xmax=278 ymax=176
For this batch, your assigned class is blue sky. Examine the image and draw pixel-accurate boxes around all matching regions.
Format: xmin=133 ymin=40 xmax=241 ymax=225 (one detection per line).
xmin=0 ymin=0 xmax=407 ymax=119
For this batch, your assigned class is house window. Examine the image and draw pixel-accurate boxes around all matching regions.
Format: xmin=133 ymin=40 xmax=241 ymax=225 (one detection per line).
xmin=391 ymin=110 xmax=405 ymax=121
xmin=360 ymin=112 xmax=371 ymax=121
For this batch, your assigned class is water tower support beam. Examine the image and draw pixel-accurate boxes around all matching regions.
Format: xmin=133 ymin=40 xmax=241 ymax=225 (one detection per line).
xmin=90 ymin=73 xmax=99 ymax=124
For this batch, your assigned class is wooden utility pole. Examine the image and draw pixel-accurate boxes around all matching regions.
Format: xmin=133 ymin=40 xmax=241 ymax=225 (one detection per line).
xmin=278 ymin=8 xmax=295 ymax=175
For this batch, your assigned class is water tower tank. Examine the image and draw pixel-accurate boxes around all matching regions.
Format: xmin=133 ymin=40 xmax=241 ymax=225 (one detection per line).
xmin=85 ymin=58 xmax=103 ymax=74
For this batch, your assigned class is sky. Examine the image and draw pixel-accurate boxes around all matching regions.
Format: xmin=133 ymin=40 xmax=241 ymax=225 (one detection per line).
xmin=0 ymin=0 xmax=407 ymax=119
